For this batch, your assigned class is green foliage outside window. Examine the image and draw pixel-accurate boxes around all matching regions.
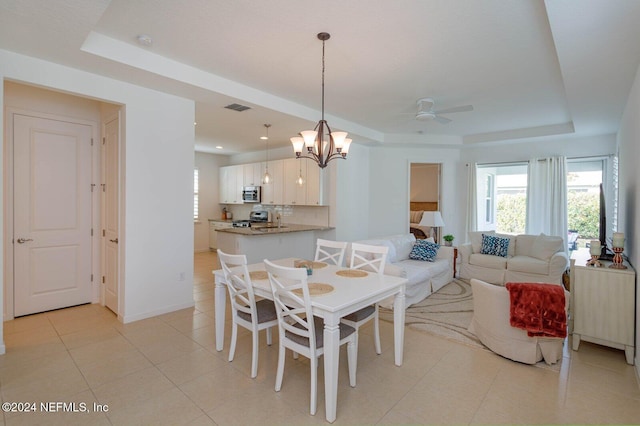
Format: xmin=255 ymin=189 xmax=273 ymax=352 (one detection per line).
xmin=567 ymin=191 xmax=599 ymax=239
xmin=495 ymin=191 xmax=599 ymax=239
xmin=496 ymin=194 xmax=526 ymax=234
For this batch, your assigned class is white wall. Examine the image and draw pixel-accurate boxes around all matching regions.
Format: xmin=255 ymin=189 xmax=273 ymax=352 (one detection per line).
xmin=334 ymin=143 xmax=370 ymax=242
xmin=194 ymin=152 xmax=228 ymax=252
xmin=461 ymin=134 xmax=617 ymax=164
xmin=366 ymin=145 xmax=462 ymax=241
xmin=411 ymin=163 xmax=439 ymax=202
xmin=616 ymin=60 xmax=640 ymax=373
xmin=1 ymin=50 xmax=196 ymax=332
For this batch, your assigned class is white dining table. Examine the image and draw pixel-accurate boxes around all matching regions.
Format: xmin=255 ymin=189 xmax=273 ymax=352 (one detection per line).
xmin=213 ymin=257 xmax=407 ymax=423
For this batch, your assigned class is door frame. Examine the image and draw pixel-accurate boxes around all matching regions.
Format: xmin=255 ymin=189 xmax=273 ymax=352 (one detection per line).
xmin=3 ymin=107 xmax=101 ymax=320
xmin=408 ymin=161 xmax=444 ymax=242
xmin=101 ymin=112 xmax=122 ymax=317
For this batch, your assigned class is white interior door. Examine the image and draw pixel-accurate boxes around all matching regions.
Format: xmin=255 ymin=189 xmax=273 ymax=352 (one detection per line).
xmin=102 ymin=116 xmax=119 ymax=314
xmin=13 ymin=114 xmax=93 ymax=317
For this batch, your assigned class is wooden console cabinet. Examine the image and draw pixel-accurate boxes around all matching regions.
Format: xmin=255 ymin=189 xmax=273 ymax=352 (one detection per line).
xmin=569 ymin=249 xmax=635 ymax=364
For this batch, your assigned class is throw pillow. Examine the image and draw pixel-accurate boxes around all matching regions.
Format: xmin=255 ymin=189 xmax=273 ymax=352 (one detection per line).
xmin=409 ymin=240 xmax=440 ymax=262
xmin=469 ymin=230 xmax=494 ymax=253
xmin=531 ymin=234 xmax=564 ymax=261
xmin=409 ymin=210 xmax=424 ymax=223
xmin=480 ymin=234 xmax=510 ymax=257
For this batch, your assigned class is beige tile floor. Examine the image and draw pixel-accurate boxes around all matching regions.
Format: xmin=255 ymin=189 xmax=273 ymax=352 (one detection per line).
xmin=1 ymin=250 xmax=639 ymax=425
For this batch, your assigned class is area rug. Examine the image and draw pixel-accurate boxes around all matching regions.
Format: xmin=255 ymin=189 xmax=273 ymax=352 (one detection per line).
xmin=379 ymin=279 xmax=562 ymax=371
xmin=379 ymin=279 xmax=483 ymax=350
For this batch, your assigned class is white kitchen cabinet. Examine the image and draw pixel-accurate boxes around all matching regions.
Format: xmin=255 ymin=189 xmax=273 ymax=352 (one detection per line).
xmin=305 ymin=162 xmax=324 ymax=205
xmin=219 ymin=165 xmax=243 ymax=204
xmin=261 ymin=159 xmax=284 ymax=205
xmin=283 ymin=158 xmax=306 ymax=205
xmin=223 ymin=159 xmax=326 ymax=206
xmin=209 ymin=220 xmax=234 ymax=249
xmin=243 ymin=162 xmax=263 ymax=186
xmin=570 ymin=248 xmax=635 ymax=364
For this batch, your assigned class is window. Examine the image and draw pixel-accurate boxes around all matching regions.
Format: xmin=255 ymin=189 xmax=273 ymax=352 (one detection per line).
xmin=484 ymin=174 xmax=494 ymax=223
xmin=194 ymin=168 xmax=199 ymax=221
xmin=475 ymin=157 xmax=616 ymax=243
xmin=566 ymin=158 xmax=605 ymax=249
xmin=476 ymin=163 xmax=527 ymax=234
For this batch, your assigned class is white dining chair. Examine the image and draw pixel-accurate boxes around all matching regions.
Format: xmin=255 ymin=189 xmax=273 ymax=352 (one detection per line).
xmin=314 ymin=238 xmax=348 ymax=266
xmin=218 ymin=250 xmax=278 ymax=378
xmin=264 ymin=259 xmax=357 ymax=416
xmin=342 ymin=242 xmax=389 ymax=355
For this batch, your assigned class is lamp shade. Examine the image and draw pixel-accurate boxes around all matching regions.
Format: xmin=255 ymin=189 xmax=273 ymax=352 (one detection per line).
xmin=419 ymin=211 xmax=445 ymax=227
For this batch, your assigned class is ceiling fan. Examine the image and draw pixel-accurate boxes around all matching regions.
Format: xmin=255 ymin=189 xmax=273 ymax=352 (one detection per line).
xmin=414 ymin=98 xmax=474 ymax=124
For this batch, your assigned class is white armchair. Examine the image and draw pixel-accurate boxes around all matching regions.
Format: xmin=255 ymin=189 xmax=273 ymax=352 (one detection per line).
xmin=468 ymin=278 xmax=567 ymax=365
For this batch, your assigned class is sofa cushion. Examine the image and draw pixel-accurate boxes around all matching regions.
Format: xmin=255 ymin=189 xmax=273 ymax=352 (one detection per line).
xmin=388 ymin=233 xmax=417 ymax=262
xmin=398 ymin=258 xmax=449 ymax=286
xmin=409 ymin=240 xmax=440 ymax=262
xmin=481 ymin=234 xmax=510 ymax=257
xmin=384 ymin=262 xmax=407 ymax=278
xmin=469 ymin=253 xmax=508 ymax=269
xmin=531 ymin=234 xmax=564 ymax=261
xmin=514 ymin=234 xmax=538 ymax=257
xmin=507 ymin=255 xmax=549 ymax=275
xmin=469 ymin=230 xmax=494 ymax=253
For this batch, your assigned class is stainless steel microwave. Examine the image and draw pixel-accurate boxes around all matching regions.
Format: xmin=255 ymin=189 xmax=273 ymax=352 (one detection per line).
xmin=242 ymin=186 xmax=261 ymax=203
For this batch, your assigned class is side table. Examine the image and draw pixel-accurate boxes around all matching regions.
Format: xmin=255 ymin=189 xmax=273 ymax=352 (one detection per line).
xmin=569 ymin=248 xmax=635 ymax=364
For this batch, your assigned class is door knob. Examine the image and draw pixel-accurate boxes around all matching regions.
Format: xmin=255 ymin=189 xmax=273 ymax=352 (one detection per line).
xmin=16 ymin=238 xmax=33 ymax=244
xmin=109 ymin=238 xmax=119 ymax=244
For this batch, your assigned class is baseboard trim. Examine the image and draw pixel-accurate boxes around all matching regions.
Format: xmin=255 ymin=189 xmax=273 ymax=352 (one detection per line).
xmin=121 ymin=301 xmax=195 ymax=324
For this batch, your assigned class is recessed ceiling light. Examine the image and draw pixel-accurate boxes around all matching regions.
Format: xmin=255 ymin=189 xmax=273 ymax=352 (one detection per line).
xmin=215 ymin=146 xmax=223 ymax=149
xmin=260 ymin=136 xmax=268 ymax=140
xmin=136 ymin=34 xmax=153 ymax=47
xmin=194 ymin=122 xmax=197 ymax=126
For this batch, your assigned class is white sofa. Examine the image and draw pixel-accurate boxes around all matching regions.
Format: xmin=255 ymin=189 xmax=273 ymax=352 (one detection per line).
xmin=459 ymin=232 xmax=568 ymax=285
xmin=350 ymin=233 xmax=455 ymax=308
xmin=469 ymin=278 xmax=567 ymax=365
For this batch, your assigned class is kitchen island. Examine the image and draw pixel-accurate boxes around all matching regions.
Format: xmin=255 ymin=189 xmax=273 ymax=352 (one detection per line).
xmin=216 ymin=223 xmax=334 ymax=263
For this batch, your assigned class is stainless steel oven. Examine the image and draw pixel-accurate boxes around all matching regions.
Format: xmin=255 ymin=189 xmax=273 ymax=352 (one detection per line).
xmin=242 ymin=186 xmax=261 ymax=203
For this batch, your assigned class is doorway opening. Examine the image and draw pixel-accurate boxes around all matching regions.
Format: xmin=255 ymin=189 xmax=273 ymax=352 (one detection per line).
xmin=409 ymin=163 xmax=442 ymax=243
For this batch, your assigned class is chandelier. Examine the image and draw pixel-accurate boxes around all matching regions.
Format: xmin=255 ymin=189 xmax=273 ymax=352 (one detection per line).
xmin=290 ymin=32 xmax=352 ymax=169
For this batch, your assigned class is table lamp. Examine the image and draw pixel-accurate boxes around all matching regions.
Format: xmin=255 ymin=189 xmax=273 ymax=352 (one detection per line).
xmin=419 ymin=211 xmax=445 ymax=243
xmin=610 ymin=232 xmax=627 ymax=269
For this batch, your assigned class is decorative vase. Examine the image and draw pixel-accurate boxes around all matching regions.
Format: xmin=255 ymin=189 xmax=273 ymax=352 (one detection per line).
xmin=444 ymin=241 xmax=452 ymax=247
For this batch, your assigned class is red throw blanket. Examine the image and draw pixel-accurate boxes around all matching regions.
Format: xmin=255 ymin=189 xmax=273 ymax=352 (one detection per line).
xmin=505 ymin=282 xmax=567 ymax=338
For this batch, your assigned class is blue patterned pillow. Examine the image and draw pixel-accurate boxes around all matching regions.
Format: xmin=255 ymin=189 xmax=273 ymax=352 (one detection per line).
xmin=480 ymin=233 xmax=510 ymax=257
xmin=409 ymin=240 xmax=440 ymax=262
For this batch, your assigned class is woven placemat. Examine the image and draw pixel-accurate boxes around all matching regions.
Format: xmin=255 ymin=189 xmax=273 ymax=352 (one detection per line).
xmin=336 ymin=269 xmax=368 ymax=278
xmin=248 ymin=270 xmax=268 ymax=280
xmin=293 ymin=260 xmax=328 ymax=269
xmin=292 ymin=283 xmax=334 ymax=296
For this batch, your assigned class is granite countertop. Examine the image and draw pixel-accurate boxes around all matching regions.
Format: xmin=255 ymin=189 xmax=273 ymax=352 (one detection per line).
xmin=216 ymin=223 xmax=333 ymax=236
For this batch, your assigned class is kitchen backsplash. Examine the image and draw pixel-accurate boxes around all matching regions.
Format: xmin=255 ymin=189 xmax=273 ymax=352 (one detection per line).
xmin=224 ymin=204 xmax=329 ymax=226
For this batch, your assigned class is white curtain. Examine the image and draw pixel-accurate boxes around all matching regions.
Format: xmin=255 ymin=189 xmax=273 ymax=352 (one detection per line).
xmin=526 ymin=157 xmax=568 ymax=248
xmin=465 ymin=163 xmax=478 ymax=242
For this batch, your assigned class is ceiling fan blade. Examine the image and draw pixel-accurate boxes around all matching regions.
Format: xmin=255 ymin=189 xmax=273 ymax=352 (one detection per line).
xmin=433 ymin=105 xmax=474 ymax=115
xmin=434 ymin=115 xmax=452 ymax=124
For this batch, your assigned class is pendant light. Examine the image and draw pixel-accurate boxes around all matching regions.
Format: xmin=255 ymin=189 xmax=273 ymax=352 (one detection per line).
xmin=295 ymin=163 xmax=305 ymax=186
xmin=262 ymin=124 xmax=271 ymax=184
xmin=290 ymin=32 xmax=352 ymax=168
